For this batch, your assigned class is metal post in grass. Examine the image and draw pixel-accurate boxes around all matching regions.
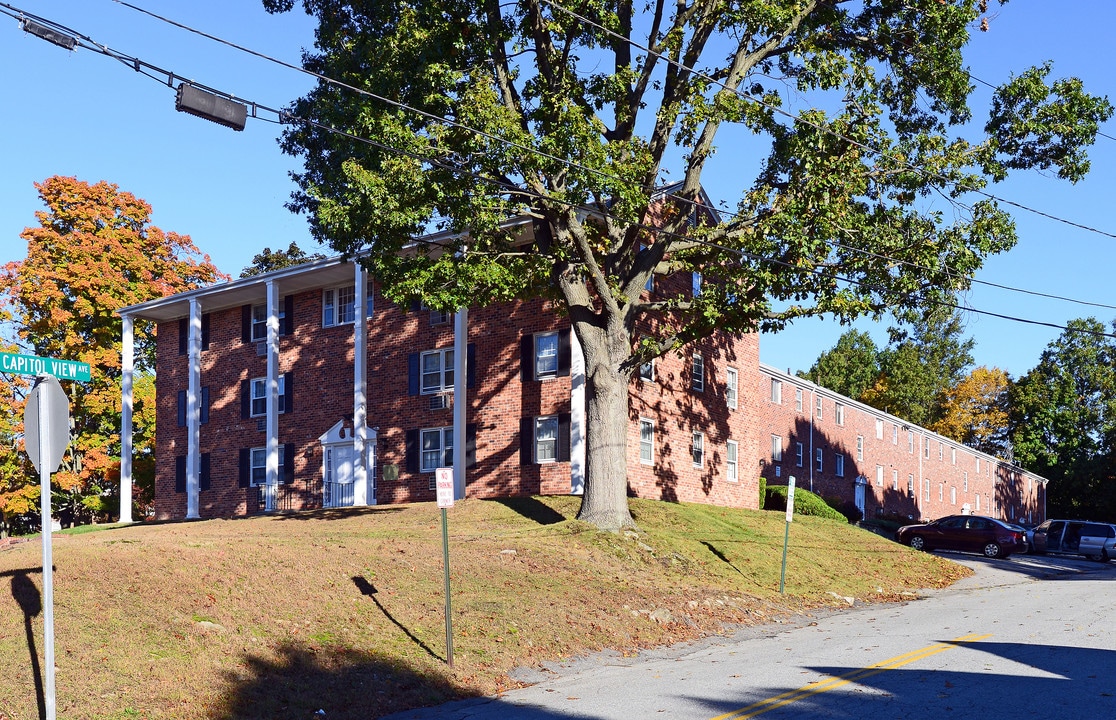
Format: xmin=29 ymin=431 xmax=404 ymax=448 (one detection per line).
xmin=435 ymin=468 xmax=455 ymax=668
xmin=779 ymin=475 xmax=796 ymax=595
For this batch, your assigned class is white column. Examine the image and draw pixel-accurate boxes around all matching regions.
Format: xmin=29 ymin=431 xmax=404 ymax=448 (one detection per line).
xmin=186 ymin=299 xmax=201 ymax=519
xmin=119 ymin=314 xmax=134 ymax=524
xmin=569 ymin=329 xmax=586 ymax=494
xmin=353 ymin=264 xmax=369 ymax=506
xmin=265 ymin=281 xmax=279 ymax=511
xmin=452 ymin=307 xmax=467 ymax=499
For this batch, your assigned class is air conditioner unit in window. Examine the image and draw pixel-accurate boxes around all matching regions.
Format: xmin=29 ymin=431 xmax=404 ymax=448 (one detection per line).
xmin=429 ymin=394 xmax=450 ymax=411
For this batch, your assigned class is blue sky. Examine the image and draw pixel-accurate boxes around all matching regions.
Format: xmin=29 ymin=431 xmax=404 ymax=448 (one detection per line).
xmin=1 ymin=0 xmax=1113 ymax=380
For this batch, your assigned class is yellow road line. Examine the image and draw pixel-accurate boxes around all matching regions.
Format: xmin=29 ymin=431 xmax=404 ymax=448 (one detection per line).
xmin=710 ymin=633 xmax=992 ymax=720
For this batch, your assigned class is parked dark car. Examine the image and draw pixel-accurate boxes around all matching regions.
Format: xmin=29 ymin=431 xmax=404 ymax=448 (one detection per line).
xmin=1030 ymin=519 xmax=1116 ymax=562
xmin=895 ymin=515 xmax=1026 ymax=559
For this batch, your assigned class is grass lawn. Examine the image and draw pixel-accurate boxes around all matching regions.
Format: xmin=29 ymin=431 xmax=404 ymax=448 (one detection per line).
xmin=0 ymin=496 xmax=967 ymax=719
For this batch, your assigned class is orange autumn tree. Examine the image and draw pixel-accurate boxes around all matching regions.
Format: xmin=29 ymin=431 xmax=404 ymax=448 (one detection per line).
xmin=0 ymin=176 xmax=226 ymax=529
xmin=930 ymin=366 xmax=1013 ymax=457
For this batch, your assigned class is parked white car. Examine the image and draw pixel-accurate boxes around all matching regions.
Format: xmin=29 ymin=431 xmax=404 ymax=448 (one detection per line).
xmin=1030 ymin=519 xmax=1116 ymax=562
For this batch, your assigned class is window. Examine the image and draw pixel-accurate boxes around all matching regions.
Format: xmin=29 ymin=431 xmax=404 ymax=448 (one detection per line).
xmin=976 ymin=458 xmax=981 ymax=474
xmin=770 ymin=378 xmax=781 ymax=404
xmin=795 ymin=387 xmax=803 ymax=412
xmin=976 ymin=494 xmax=981 ymax=511
xmin=692 ymin=431 xmax=704 ymax=467
xmin=856 ymin=435 xmax=864 ymax=461
xmin=835 ymin=403 xmax=845 ymax=426
xmin=420 ymin=427 xmax=454 ymax=472
xmin=421 ymin=348 xmax=455 ymax=394
xmin=835 ymin=454 xmax=845 ymax=477
xmin=892 ymin=424 xmax=898 ymax=444
xmin=428 ymin=307 xmax=451 ymax=325
xmin=771 ymin=435 xmax=783 ymax=463
xmin=892 ymin=470 xmax=899 ymax=491
xmin=251 ymin=301 xmax=287 ymax=341
xmin=908 ymin=475 xmax=914 ymax=497
xmin=692 ymin=271 xmax=702 ymax=297
xmin=876 ymin=465 xmax=884 ymax=487
xmin=924 ymin=479 xmax=930 ymax=501
xmin=323 ymin=281 xmax=373 ymax=327
xmin=639 ymin=419 xmax=654 ymax=465
xmin=535 ymin=332 xmax=560 ymax=379
xmin=692 ymin=354 xmax=705 ymax=392
xmin=639 ymin=360 xmax=654 ymax=382
xmin=815 ymin=448 xmax=823 ymax=472
xmin=795 ymin=442 xmax=803 ymax=468
xmin=951 ymin=448 xmax=957 ymax=465
xmin=963 ymin=472 xmax=969 ymax=492
xmin=726 ymin=367 xmax=738 ymax=410
xmin=939 ymin=484 xmax=944 ymax=502
xmin=816 ymin=396 xmax=823 ymax=420
xmin=534 ymin=416 xmax=559 ymax=463
xmin=909 ymin=431 xmax=914 ymax=454
xmin=924 ymin=441 xmax=930 ymax=459
xmin=726 ymin=440 xmax=738 ymax=482
xmin=939 ymin=443 xmax=944 ymax=461
xmin=250 ymin=445 xmax=286 ymax=486
xmin=250 ymin=375 xmax=287 ymax=417
xmin=875 ymin=418 xmax=884 ymax=440
xmin=950 ymin=486 xmax=956 ymax=505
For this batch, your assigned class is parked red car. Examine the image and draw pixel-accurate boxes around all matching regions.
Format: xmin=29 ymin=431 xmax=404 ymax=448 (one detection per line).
xmin=896 ymin=515 xmax=1026 ymax=559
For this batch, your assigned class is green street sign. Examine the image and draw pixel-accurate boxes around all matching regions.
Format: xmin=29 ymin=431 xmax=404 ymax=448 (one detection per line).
xmin=0 ymin=352 xmax=91 ymax=382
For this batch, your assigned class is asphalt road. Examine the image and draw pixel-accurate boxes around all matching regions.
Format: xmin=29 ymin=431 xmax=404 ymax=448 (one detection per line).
xmin=383 ymin=550 xmax=1116 ymax=720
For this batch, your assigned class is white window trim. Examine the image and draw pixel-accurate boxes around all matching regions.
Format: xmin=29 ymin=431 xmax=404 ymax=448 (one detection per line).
xmin=639 ymin=418 xmax=654 ymax=466
xmin=795 ymin=387 xmax=803 ymax=412
xmin=692 ymin=430 xmax=705 ymax=468
xmin=816 ymin=396 xmax=823 ymax=420
xmin=420 ymin=426 xmax=454 ymax=473
xmin=726 ymin=367 xmax=738 ymax=410
xmin=421 ymin=348 xmax=455 ymax=395
xmin=249 ymin=445 xmax=285 ymax=486
xmin=856 ymin=435 xmax=863 ymax=461
xmin=535 ymin=415 xmax=559 ymax=464
xmin=795 ymin=442 xmax=804 ymax=468
xmin=835 ymin=403 xmax=845 ymax=426
xmin=726 ymin=440 xmax=738 ymax=482
xmin=771 ymin=435 xmax=782 ymax=463
xmin=534 ymin=331 xmax=560 ymax=379
xmin=835 ymin=453 xmax=845 ymax=477
xmin=639 ymin=359 xmax=654 ymax=382
xmin=692 ymin=354 xmax=705 ymax=393
xmin=250 ymin=375 xmax=286 ymax=417
xmin=251 ymin=301 xmax=286 ymax=341
xmin=815 ymin=448 xmax=823 ymax=472
xmin=770 ymin=378 xmax=781 ymax=404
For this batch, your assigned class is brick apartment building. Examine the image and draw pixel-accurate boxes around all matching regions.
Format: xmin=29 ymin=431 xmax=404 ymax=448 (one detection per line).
xmin=116 ymin=253 xmax=1046 ymax=525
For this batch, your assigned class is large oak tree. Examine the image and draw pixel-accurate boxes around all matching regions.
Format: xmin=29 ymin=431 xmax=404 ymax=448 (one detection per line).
xmin=0 ymin=176 xmax=225 ymax=526
xmin=264 ymin=0 xmax=1110 ymax=530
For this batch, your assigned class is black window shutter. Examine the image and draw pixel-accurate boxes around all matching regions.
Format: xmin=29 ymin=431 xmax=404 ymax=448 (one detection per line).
xmin=200 ymin=387 xmax=210 ymax=425
xmin=283 ymin=444 xmax=295 ymax=484
xmin=283 ymin=372 xmax=294 ymax=413
xmin=466 ymin=343 xmax=476 ymax=389
xmin=557 ymin=329 xmax=571 ymax=377
xmin=178 ymin=319 xmax=187 ymax=355
xmin=200 ymin=453 xmax=211 ymax=491
xmin=466 ymin=424 xmax=477 ymax=468
xmin=520 ymin=417 xmax=534 ymax=465
xmin=238 ymin=448 xmax=250 ymax=488
xmin=558 ymin=413 xmax=571 ymax=462
xmin=241 ymin=305 xmax=252 ymax=343
xmin=405 ymin=429 xmax=420 ymax=473
xmin=177 ymin=390 xmax=186 ymax=427
xmin=282 ymin=295 xmax=295 ymax=335
xmin=409 ymin=298 xmax=421 ymax=312
xmin=175 ymin=456 xmax=186 ymax=493
xmin=407 ymin=353 xmax=420 ymax=396
xmin=201 ymin=313 xmax=211 ymax=350
xmin=240 ymin=379 xmax=251 ymax=420
xmin=520 ymin=335 xmax=534 ymax=382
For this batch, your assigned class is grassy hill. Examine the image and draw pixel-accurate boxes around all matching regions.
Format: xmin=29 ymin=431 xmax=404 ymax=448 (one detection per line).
xmin=0 ymin=496 xmax=967 ymax=720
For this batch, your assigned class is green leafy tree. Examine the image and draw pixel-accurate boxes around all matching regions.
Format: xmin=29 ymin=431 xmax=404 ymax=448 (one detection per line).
xmin=802 ymin=329 xmax=879 ymax=400
xmin=0 ymin=176 xmax=226 ymax=526
xmin=862 ymin=308 xmax=975 ymax=426
xmin=264 ymin=0 xmax=1110 ymax=530
xmin=240 ymin=241 xmax=327 ymax=278
xmin=1010 ymin=318 xmax=1116 ymax=519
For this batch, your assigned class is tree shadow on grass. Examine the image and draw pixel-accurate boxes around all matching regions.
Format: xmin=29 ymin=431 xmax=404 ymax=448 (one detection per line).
xmin=491 ymin=497 xmax=568 ymax=526
xmin=213 ymin=641 xmax=473 ymax=720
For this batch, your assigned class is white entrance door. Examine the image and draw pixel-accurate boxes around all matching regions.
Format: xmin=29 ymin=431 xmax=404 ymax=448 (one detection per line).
xmin=327 ymin=445 xmax=356 ymax=508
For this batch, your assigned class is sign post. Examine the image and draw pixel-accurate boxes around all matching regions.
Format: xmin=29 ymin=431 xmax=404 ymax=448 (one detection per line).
xmin=24 ymin=374 xmax=72 ymax=720
xmin=779 ymin=475 xmax=796 ymax=595
xmin=435 ymin=467 xmax=455 ymax=668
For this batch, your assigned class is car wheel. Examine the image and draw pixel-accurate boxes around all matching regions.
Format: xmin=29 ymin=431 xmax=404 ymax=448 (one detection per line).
xmin=983 ymin=542 xmax=1002 ymax=558
xmin=909 ymin=536 xmax=926 ymax=551
xmin=1102 ymin=550 xmax=1111 ymax=563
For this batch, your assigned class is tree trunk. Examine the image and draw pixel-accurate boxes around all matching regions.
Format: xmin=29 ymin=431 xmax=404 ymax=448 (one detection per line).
xmin=574 ymin=320 xmax=637 ymax=532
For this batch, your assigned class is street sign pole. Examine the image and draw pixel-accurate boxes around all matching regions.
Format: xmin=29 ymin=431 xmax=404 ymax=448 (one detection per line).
xmin=435 ymin=468 xmax=455 ymax=668
xmin=779 ymin=475 xmax=796 ymax=595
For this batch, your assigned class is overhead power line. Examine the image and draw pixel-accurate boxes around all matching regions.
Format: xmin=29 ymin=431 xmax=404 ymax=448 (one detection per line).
xmin=2 ymin=1 xmax=1113 ymax=341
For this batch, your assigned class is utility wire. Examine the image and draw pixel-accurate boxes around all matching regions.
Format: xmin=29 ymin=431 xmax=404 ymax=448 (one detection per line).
xmin=3 ymin=2 xmax=1113 ymax=340
xmin=108 ymin=0 xmax=1116 ymax=316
